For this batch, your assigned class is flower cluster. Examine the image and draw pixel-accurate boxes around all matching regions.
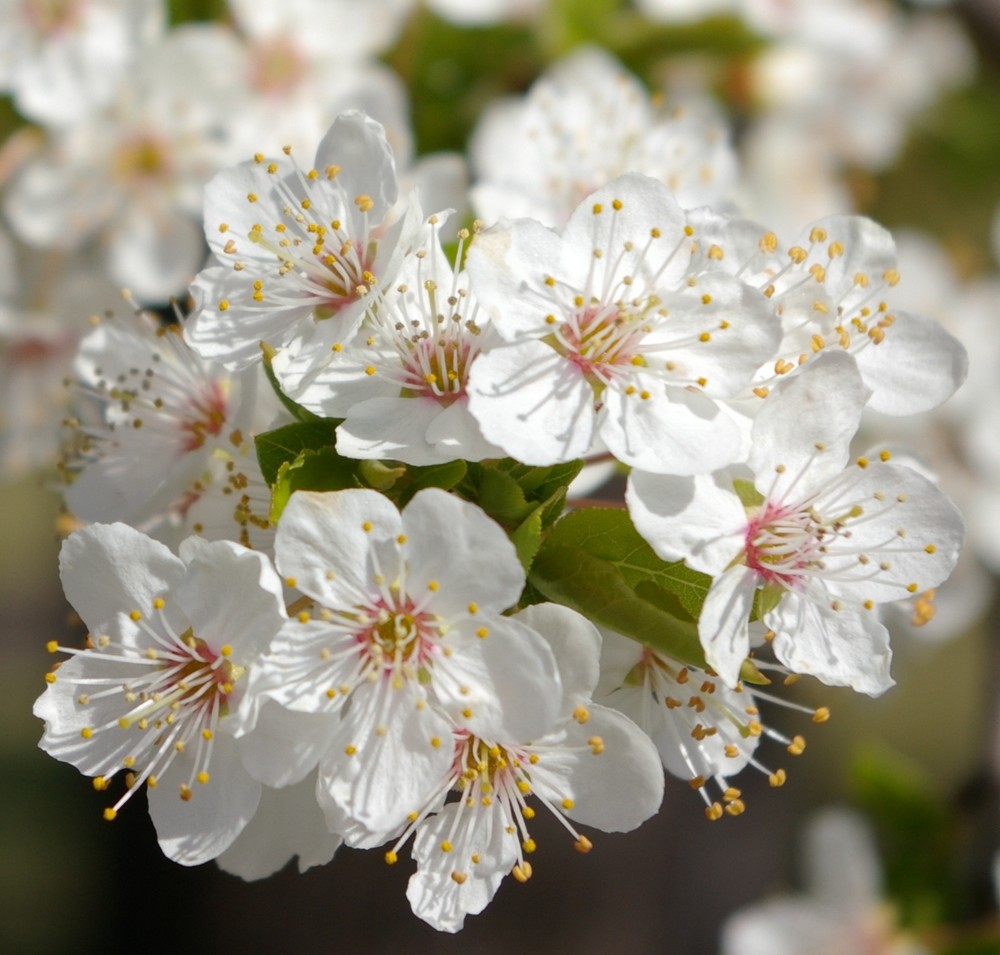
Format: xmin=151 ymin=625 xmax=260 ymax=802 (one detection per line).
xmin=33 ymin=104 xmax=970 ymax=932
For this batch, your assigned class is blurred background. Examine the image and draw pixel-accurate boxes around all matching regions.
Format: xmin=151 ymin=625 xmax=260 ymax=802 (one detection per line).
xmin=2 ymin=1 xmax=999 ymax=952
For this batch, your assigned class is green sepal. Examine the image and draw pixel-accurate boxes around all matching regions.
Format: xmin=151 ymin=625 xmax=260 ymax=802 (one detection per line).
xmin=733 ymin=478 xmax=765 ymax=510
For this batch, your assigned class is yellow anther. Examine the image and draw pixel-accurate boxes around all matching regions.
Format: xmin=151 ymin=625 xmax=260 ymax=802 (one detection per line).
xmin=650 ymin=227 xmax=661 ymax=238
xmin=883 ymin=268 xmax=900 ymax=286
xmin=440 ymin=840 xmax=453 ymax=853
xmin=522 ymin=838 xmax=537 ymax=854
xmin=906 ymin=582 xmax=919 ymax=593
xmin=103 ymin=808 xmax=117 ymax=821
xmin=219 ymin=222 xmax=229 ymax=233
xmin=92 ymin=775 xmax=109 ymax=791
xmin=451 ymin=871 xmax=468 ymax=885
xmin=467 ymin=602 xmax=478 ymax=615
xmin=788 ymin=246 xmax=807 ymax=263
xmin=572 ymin=706 xmax=589 ymax=724
xmin=812 ymin=707 xmax=830 ymax=723
xmin=476 ymin=627 xmax=489 ymax=639
xmin=298 ymin=611 xmax=310 ymax=623
xmin=246 ymin=192 xmax=258 ymax=203
xmin=705 ymin=802 xmax=723 ymax=821
xmin=345 ymin=744 xmax=357 ymax=756
xmin=809 ymin=227 xmax=828 ymax=243
xmin=361 ymin=522 xmax=373 ymax=533
xmin=129 ymin=610 xmax=142 ymax=622
xmin=512 ymin=863 xmax=533 ymax=883
xmin=574 ymin=836 xmax=593 ymax=854
xmin=769 ymin=769 xmax=787 ymax=787
xmin=592 ymin=202 xmax=603 ymax=214
xmin=828 ymin=240 xmax=844 ymax=258
xmin=561 ymin=798 xmax=575 ymax=810
xmin=523 ymin=806 xmax=536 ymax=820
xmin=197 ymin=771 xmax=210 ymax=785
xmin=384 ymin=850 xmax=398 ymax=865
xmin=708 ymin=244 xmax=724 ymax=260
xmin=810 ymin=334 xmax=825 ymax=352
xmin=81 ymin=727 xmax=93 ymax=739
xmin=180 ymin=783 xmax=193 ymax=801
xmin=788 ymin=735 xmax=806 ymax=756
xmin=45 ymin=640 xmax=58 ymax=653
xmin=218 ymin=299 xmax=229 ymax=312
xmin=856 ymin=456 xmax=869 ymax=469
xmin=684 ymin=225 xmax=694 ymax=236
xmin=152 ymin=597 xmax=165 ymax=610
xmin=529 ymin=754 xmax=539 ymax=765
xmin=725 ymin=799 xmax=746 ymax=816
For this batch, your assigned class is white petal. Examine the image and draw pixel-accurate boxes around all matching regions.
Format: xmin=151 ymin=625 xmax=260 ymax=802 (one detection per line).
xmin=401 ymin=488 xmax=524 ymax=617
xmin=535 ymin=706 xmax=664 ymax=832
xmin=275 ymin=489 xmax=402 ymax=607
xmin=698 ymin=565 xmax=759 ymax=688
xmin=515 ymin=603 xmax=601 ymax=709
xmin=767 ymin=595 xmax=894 ymax=696
xmin=467 ymin=341 xmax=596 ymax=464
xmin=174 ymin=538 xmax=286 ymax=663
xmin=215 ymin=772 xmax=341 ymax=880
xmin=855 ymin=309 xmax=968 ymax=414
xmin=148 ymin=738 xmax=262 ymax=866
xmin=59 ymin=524 xmax=184 ymax=648
xmin=749 ymin=351 xmax=867 ymax=498
xmin=602 ymin=383 xmax=742 ymax=474
xmin=627 ymin=469 xmax=747 ymax=574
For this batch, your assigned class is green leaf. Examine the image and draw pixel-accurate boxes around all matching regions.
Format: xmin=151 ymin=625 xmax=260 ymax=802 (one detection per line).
xmin=529 ymin=542 xmax=706 ymax=667
xmin=477 ymin=468 xmax=534 ymax=523
xmin=542 ymin=507 xmax=713 ymax=620
xmin=269 ymin=447 xmax=361 ymax=523
xmin=509 ymin=505 xmax=544 ymax=574
xmin=255 ymin=419 xmax=340 ymax=486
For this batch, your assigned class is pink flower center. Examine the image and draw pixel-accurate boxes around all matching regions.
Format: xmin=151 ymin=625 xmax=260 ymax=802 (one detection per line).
xmin=179 ymin=381 xmax=228 ymax=452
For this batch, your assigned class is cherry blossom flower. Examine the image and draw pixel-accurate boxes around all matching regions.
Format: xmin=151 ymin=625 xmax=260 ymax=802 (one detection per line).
xmin=187 ymin=111 xmax=422 ymax=380
xmin=688 ymin=211 xmax=968 ymax=416
xmin=469 ymin=46 xmax=738 ymax=228
xmin=62 ymin=306 xmax=279 ymax=553
xmin=4 ymin=25 xmax=243 ymax=301
xmin=466 ymin=173 xmax=779 ymax=472
xmin=34 ymin=523 xmax=287 ymax=865
xmin=276 ymin=218 xmax=504 ymax=465
xmin=0 ymin=0 xmax=164 ymax=128
xmin=594 ymin=628 xmax=830 ymax=819
xmin=377 ymin=604 xmax=664 ymax=932
xmin=628 ymin=352 xmax=964 ymax=692
xmin=250 ymin=487 xmax=562 ymax=838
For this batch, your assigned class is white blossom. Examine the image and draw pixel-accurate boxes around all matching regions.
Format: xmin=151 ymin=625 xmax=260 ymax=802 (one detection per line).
xmin=34 ymin=523 xmax=287 ymax=865
xmin=628 ymin=352 xmax=964 ymax=692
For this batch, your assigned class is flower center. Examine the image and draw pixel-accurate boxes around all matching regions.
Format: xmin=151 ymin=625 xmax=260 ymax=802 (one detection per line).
xmin=744 ymin=502 xmax=824 ymax=588
xmin=179 ymin=381 xmax=229 ymax=451
xmin=249 ymin=37 xmax=307 ymax=96
xmin=401 ymin=336 xmax=473 ymax=403
xmin=115 ymin=136 xmax=170 ymax=184
xmin=553 ymin=303 xmax=646 ymax=389
xmin=357 ymin=596 xmax=435 ymax=670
